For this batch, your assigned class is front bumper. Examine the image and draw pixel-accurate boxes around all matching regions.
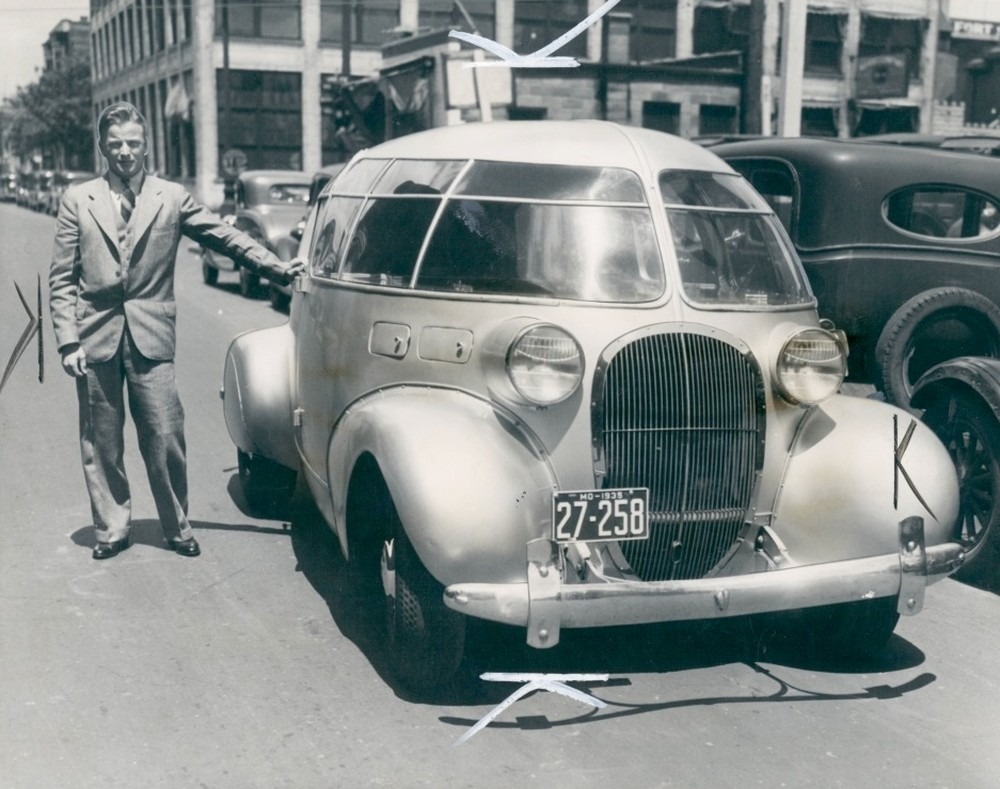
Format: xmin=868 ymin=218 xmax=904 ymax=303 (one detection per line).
xmin=443 ymin=517 xmax=965 ymax=648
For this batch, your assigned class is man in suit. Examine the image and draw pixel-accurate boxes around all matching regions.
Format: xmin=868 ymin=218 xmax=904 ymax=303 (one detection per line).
xmin=50 ymin=101 xmax=302 ymax=560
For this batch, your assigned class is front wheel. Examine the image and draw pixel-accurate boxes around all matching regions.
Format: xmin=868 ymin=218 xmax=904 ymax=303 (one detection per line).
xmin=921 ymin=391 xmax=1000 ymax=585
xmin=236 ymin=448 xmax=297 ymax=518
xmin=382 ymin=522 xmax=465 ymax=694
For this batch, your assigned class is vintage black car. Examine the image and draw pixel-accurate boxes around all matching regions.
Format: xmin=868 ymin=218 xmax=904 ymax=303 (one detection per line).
xmin=713 ymin=137 xmax=1000 ymax=404
xmin=714 ymin=137 xmax=1000 ymax=585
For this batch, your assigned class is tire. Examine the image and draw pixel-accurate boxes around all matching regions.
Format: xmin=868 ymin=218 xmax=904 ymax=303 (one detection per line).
xmin=238 ymin=266 xmax=260 ymax=298
xmin=236 ymin=448 xmax=297 ymax=518
xmin=382 ymin=518 xmax=466 ymax=694
xmin=921 ymin=391 xmax=1000 ymax=585
xmin=269 ymin=284 xmax=291 ymax=312
xmin=874 ymin=287 xmax=1000 ymax=408
xmin=202 ymin=259 xmax=218 ymax=285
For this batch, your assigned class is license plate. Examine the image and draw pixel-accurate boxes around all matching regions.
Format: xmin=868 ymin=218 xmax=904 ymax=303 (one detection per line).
xmin=552 ymin=488 xmax=650 ymax=543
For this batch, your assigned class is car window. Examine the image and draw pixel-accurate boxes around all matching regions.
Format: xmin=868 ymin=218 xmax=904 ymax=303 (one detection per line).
xmin=341 ymin=186 xmax=441 ymax=286
xmin=884 ymin=186 xmax=1000 ymax=239
xmin=310 ymin=196 xmax=364 ymax=278
xmin=410 ymin=162 xmax=661 ymax=303
xmin=416 ymin=200 xmax=663 ymax=301
xmin=372 ymin=159 xmax=465 ymax=195
xmin=454 ymin=161 xmax=645 ymax=202
xmin=333 ymin=158 xmax=390 ymax=195
xmin=660 ymin=171 xmax=811 ymax=307
xmin=727 ymin=162 xmax=797 ymax=235
xmin=266 ymin=184 xmax=310 ymax=204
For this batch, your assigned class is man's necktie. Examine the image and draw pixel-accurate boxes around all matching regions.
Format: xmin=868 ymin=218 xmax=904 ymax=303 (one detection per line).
xmin=120 ymin=182 xmax=135 ymax=225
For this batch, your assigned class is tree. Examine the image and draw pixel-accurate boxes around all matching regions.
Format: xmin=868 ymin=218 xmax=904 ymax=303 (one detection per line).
xmin=6 ymin=50 xmax=93 ymax=170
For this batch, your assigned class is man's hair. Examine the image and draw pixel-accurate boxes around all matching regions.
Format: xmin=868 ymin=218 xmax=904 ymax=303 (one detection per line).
xmin=97 ymin=102 xmax=147 ymax=143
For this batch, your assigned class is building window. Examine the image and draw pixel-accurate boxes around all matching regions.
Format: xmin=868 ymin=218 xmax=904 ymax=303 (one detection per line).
xmin=699 ymin=104 xmax=738 ymax=135
xmin=622 ymin=0 xmax=677 ymax=62
xmin=805 ymin=13 xmax=843 ymax=75
xmin=801 ymin=106 xmax=838 ymax=137
xmin=515 ymin=0 xmax=588 ymax=60
xmin=859 ymin=15 xmax=923 ymax=80
xmin=693 ymin=3 xmax=749 ymax=55
xmin=217 ymin=0 xmax=301 ymax=41
xmin=320 ymin=1 xmax=398 ymax=46
xmin=642 ymin=101 xmax=679 ymax=134
xmin=217 ymin=69 xmax=303 ymax=170
xmin=419 ymin=0 xmax=494 ymax=39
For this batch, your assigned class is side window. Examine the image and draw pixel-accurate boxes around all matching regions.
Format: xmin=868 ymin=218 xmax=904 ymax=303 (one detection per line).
xmin=309 ymin=196 xmax=363 ymax=278
xmin=884 ymin=187 xmax=1000 ymax=239
xmin=341 ymin=186 xmax=441 ymax=286
xmin=727 ymin=160 xmax=797 ymax=236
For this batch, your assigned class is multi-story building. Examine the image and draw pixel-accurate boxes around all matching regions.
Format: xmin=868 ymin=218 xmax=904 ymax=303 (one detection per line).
xmin=87 ymin=1 xmax=972 ymax=207
xmin=44 ymin=17 xmax=91 ymax=73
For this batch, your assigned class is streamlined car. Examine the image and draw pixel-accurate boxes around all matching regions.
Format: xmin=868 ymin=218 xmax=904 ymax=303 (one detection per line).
xmin=222 ymin=122 xmax=965 ymax=692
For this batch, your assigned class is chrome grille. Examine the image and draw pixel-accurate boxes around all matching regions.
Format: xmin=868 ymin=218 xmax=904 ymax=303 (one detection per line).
xmin=596 ymin=331 xmax=765 ymax=581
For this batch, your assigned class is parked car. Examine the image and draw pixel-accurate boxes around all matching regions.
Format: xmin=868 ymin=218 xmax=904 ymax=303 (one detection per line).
xmin=712 ymin=137 xmax=1000 ymax=405
xmin=268 ymin=163 xmax=346 ymax=312
xmin=46 ymin=170 xmax=95 ymax=215
xmin=28 ymin=170 xmax=54 ymax=212
xmin=1 ymin=173 xmax=17 ymax=202
xmin=221 ymin=121 xmax=964 ymax=692
xmin=15 ymin=172 xmax=35 ymax=208
xmin=201 ymin=169 xmax=312 ymax=296
xmin=714 ymin=136 xmax=1000 ymax=584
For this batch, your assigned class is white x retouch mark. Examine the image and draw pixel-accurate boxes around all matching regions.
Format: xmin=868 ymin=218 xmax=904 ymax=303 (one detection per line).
xmin=450 ymin=0 xmax=624 ymax=68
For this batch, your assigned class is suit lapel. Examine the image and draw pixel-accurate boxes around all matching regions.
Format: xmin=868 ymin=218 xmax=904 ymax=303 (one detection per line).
xmin=131 ymin=175 xmax=164 ymax=243
xmin=86 ymin=178 xmax=121 ymax=257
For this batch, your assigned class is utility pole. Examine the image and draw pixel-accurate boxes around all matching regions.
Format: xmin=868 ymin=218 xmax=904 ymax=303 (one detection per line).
xmin=342 ymin=0 xmax=354 ymax=77
xmin=777 ymin=0 xmax=807 ymax=136
xmin=743 ymin=0 xmax=766 ymax=134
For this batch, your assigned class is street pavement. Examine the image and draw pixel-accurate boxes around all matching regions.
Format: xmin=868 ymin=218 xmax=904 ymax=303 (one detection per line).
xmin=1 ymin=201 xmax=998 ymax=788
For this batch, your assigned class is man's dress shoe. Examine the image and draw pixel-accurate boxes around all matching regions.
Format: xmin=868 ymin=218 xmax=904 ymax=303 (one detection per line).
xmin=170 ymin=537 xmax=201 ymax=557
xmin=92 ymin=538 xmax=129 ymax=560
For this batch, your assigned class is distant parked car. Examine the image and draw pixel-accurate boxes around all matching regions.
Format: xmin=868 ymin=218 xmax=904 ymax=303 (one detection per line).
xmin=221 ymin=121 xmax=964 ymax=693
xmin=15 ymin=172 xmax=36 ymax=208
xmin=268 ymin=163 xmax=347 ymax=311
xmin=713 ymin=137 xmax=1000 ymax=405
xmin=28 ymin=170 xmax=54 ymax=212
xmin=47 ymin=170 xmax=95 ymax=215
xmin=1 ymin=173 xmax=17 ymax=202
xmin=201 ymin=169 xmax=312 ymax=297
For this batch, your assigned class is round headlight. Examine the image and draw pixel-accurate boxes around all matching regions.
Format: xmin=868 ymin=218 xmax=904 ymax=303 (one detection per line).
xmin=507 ymin=324 xmax=584 ymax=405
xmin=775 ymin=328 xmax=846 ymax=405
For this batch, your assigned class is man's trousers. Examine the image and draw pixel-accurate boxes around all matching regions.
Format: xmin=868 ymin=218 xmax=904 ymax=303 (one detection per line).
xmin=75 ymin=327 xmax=193 ymax=544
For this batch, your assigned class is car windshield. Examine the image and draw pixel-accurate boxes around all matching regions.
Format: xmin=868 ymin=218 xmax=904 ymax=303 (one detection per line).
xmin=266 ymin=184 xmax=310 ymax=204
xmin=660 ymin=170 xmax=812 ymax=307
xmin=412 ymin=162 xmax=664 ymax=303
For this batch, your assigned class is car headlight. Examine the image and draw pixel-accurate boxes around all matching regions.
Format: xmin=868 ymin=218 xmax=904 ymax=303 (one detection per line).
xmin=774 ymin=327 xmax=846 ymax=405
xmin=507 ymin=324 xmax=584 ymax=405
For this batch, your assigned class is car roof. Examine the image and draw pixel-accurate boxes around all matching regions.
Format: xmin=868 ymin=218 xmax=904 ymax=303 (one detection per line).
xmin=354 ymin=120 xmax=735 ymax=177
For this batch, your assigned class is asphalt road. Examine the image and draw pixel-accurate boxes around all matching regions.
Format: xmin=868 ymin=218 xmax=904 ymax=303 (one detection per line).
xmin=1 ymin=201 xmax=998 ymax=789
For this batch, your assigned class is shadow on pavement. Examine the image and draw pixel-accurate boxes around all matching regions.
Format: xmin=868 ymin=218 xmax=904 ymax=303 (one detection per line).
xmin=71 ymin=517 xmax=291 ymax=552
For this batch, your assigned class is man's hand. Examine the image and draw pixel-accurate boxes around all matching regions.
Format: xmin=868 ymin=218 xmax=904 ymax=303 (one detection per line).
xmin=285 ymin=257 xmax=307 ymax=279
xmin=61 ymin=346 xmax=88 ymax=378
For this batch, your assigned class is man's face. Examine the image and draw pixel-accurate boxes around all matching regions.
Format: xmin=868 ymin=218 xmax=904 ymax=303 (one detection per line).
xmin=99 ymin=120 xmax=147 ymax=182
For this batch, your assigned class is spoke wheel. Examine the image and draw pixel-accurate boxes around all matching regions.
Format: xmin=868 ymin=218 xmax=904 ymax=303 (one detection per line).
xmin=923 ymin=392 xmax=1000 ymax=584
xmin=382 ymin=519 xmax=465 ymax=694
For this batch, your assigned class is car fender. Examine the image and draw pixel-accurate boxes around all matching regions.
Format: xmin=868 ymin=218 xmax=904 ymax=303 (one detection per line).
xmin=221 ymin=324 xmax=298 ymax=469
xmin=327 ymin=387 xmax=558 ymax=586
xmin=772 ymin=394 xmax=959 ymax=564
xmin=910 ymin=355 xmax=1000 ymax=420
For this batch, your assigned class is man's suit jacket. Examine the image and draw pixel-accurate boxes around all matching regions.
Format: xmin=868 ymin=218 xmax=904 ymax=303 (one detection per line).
xmin=50 ymin=174 xmax=291 ymax=363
